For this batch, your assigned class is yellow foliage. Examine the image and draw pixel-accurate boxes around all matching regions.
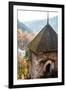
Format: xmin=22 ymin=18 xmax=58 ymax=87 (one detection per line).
xmin=17 ymin=59 xmax=29 ymax=79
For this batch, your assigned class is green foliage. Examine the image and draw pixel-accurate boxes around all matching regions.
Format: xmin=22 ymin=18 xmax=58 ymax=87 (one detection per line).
xmin=24 ymin=50 xmax=29 ymax=59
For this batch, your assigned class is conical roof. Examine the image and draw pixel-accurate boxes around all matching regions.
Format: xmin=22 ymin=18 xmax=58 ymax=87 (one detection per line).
xmin=28 ymin=24 xmax=58 ymax=54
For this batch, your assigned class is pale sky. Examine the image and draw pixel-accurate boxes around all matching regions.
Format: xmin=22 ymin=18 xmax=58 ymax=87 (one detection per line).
xmin=18 ymin=10 xmax=58 ymax=22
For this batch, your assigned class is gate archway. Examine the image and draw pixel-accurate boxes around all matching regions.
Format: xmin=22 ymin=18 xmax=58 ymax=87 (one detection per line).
xmin=43 ymin=60 xmax=54 ymax=77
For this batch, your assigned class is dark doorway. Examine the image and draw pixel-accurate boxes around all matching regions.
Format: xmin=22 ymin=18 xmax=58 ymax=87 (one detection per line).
xmin=46 ymin=64 xmax=51 ymax=73
xmin=43 ymin=63 xmax=52 ymax=78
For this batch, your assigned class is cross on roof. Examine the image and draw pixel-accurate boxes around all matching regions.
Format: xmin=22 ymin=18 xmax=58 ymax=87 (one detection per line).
xmin=47 ymin=12 xmax=49 ymax=25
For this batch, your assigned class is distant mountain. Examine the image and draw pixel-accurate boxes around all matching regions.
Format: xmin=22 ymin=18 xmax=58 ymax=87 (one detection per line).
xmin=17 ymin=28 xmax=35 ymax=50
xmin=23 ymin=16 xmax=58 ymax=33
xmin=23 ymin=19 xmax=46 ymax=34
xmin=17 ymin=20 xmax=33 ymax=33
xmin=17 ymin=20 xmax=35 ymax=50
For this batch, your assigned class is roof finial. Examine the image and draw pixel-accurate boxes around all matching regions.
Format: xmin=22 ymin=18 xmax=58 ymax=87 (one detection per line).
xmin=47 ymin=12 xmax=49 ymax=24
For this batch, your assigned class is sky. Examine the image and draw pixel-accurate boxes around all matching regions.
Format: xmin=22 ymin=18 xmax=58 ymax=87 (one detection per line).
xmin=18 ymin=10 xmax=58 ymax=22
xmin=17 ymin=9 xmax=58 ymax=36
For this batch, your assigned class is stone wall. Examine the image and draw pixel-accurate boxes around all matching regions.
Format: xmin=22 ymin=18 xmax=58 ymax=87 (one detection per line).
xmin=29 ymin=51 xmax=58 ymax=79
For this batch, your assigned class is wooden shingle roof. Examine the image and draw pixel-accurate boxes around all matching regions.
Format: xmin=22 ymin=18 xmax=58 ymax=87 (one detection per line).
xmin=28 ymin=24 xmax=58 ymax=54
